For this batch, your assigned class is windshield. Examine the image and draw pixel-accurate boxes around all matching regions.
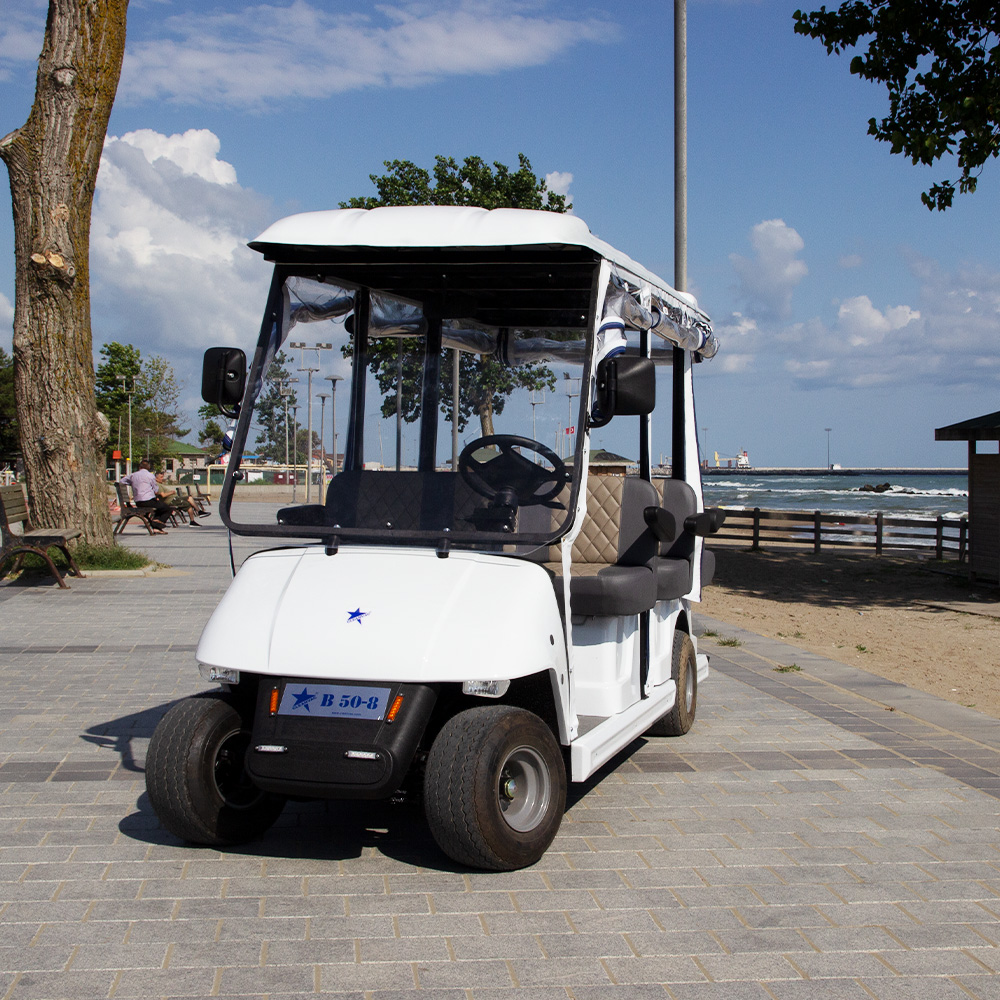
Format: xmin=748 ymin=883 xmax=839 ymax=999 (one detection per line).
xmin=222 ymin=258 xmax=598 ymax=550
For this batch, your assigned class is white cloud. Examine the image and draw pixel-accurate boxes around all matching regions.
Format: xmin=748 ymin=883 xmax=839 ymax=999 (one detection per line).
xmin=0 ymin=1 xmax=45 ymax=80
xmin=836 ymin=295 xmax=920 ymax=348
xmin=90 ymin=129 xmax=274 ymax=412
xmin=0 ymin=291 xmax=13 ymax=334
xmin=838 ymin=253 xmax=863 ymax=269
xmin=545 ymin=170 xmax=573 ymax=207
xmin=730 ymin=219 xmax=807 ymax=321
xmin=119 ymin=1 xmax=616 ymax=107
xmin=715 ymin=220 xmax=1000 ymax=392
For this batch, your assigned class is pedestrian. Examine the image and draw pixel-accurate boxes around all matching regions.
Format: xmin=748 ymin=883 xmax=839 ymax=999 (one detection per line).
xmin=119 ymin=460 xmax=172 ymax=533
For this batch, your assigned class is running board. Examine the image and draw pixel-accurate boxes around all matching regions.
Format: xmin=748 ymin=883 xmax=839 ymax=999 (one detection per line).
xmin=570 ymin=681 xmax=676 ymax=782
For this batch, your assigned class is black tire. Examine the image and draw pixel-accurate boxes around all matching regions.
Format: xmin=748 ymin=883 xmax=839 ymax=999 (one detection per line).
xmin=647 ymin=631 xmax=698 ymax=737
xmin=424 ymin=705 xmax=567 ymax=871
xmin=146 ymin=694 xmax=284 ymax=846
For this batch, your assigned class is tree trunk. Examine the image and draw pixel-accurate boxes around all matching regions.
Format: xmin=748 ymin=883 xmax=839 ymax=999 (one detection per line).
xmin=0 ymin=0 xmax=128 ymax=544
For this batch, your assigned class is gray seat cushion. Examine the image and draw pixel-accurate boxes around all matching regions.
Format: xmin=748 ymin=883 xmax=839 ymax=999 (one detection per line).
xmin=570 ymin=565 xmax=657 ymax=617
xmin=654 ymin=557 xmax=693 ymax=601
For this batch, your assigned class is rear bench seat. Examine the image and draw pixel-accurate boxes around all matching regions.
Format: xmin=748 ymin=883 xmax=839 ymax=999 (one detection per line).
xmin=531 ymin=475 xmax=716 ymax=616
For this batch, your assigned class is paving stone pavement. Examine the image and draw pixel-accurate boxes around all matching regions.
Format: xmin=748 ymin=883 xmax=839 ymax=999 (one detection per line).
xmin=2 ymin=511 xmax=999 ymax=999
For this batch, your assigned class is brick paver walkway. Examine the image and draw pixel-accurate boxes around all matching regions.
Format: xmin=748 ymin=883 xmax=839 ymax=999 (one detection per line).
xmin=1 ymin=515 xmax=998 ymax=999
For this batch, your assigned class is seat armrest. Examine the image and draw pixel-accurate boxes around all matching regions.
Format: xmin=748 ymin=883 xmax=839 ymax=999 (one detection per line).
xmin=277 ymin=504 xmax=325 ymax=526
xmin=643 ymin=506 xmax=677 ymax=543
xmin=683 ymin=508 xmax=726 ymax=536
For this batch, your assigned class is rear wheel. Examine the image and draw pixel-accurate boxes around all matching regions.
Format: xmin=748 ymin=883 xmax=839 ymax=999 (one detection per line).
xmin=146 ymin=694 xmax=284 ymax=845
xmin=424 ymin=705 xmax=566 ymax=870
xmin=647 ymin=631 xmax=697 ymax=737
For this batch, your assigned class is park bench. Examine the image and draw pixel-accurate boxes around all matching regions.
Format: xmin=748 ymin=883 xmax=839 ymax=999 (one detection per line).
xmin=176 ymin=484 xmax=209 ymax=515
xmin=0 ymin=484 xmax=84 ymax=589
xmin=113 ymin=482 xmax=163 ymax=535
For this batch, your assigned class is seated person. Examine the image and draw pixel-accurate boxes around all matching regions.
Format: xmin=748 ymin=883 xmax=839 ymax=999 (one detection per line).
xmin=119 ymin=460 xmax=173 ymax=533
xmin=155 ymin=472 xmax=205 ymax=527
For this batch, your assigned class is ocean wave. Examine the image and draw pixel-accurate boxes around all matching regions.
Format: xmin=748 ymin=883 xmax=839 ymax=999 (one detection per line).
xmin=706 ymin=483 xmax=967 ymax=498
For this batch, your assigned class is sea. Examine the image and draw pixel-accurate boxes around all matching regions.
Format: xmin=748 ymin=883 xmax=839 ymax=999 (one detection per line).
xmin=699 ymin=472 xmax=968 ymax=521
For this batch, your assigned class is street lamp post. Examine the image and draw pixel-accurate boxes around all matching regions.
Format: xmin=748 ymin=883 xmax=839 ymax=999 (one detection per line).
xmin=316 ymin=392 xmax=330 ymax=483
xmin=277 ymin=377 xmax=298 ymax=488
xmin=119 ymin=376 xmax=135 ymax=473
xmin=563 ymin=373 xmax=580 ymax=459
xmin=825 ymin=428 xmax=832 ymax=470
xmin=289 ymin=342 xmax=333 ymax=502
xmin=144 ymin=427 xmax=151 ymax=461
xmin=530 ymin=389 xmax=544 ymax=441
xmin=325 ymin=375 xmax=343 ymax=475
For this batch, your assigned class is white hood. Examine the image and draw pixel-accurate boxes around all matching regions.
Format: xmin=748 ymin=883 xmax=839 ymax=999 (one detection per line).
xmin=197 ymin=545 xmax=566 ymax=683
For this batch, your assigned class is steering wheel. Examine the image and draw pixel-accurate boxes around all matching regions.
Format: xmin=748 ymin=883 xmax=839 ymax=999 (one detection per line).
xmin=459 ymin=435 xmax=570 ymax=505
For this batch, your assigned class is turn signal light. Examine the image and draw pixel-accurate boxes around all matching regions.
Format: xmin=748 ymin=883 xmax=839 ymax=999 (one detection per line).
xmin=269 ymin=687 xmax=279 ymax=715
xmin=385 ymin=694 xmax=404 ymax=723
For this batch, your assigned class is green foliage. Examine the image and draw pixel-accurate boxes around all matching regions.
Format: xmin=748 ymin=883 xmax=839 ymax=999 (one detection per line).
xmin=17 ymin=542 xmax=150 ymax=574
xmin=95 ymin=342 xmax=187 ymax=465
xmin=0 ymin=347 xmax=18 ymax=463
xmin=774 ymin=663 xmax=802 ymax=673
xmin=341 ymin=153 xmax=571 ymax=212
xmin=343 ymin=154 xmax=566 ymax=436
xmin=793 ymin=2 xmax=1000 ymax=210
xmin=254 ymin=351 xmax=298 ymax=462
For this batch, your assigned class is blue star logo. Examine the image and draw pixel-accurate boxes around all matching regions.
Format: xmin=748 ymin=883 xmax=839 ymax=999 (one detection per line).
xmin=290 ymin=687 xmax=317 ymax=711
xmin=347 ymin=608 xmax=370 ymax=625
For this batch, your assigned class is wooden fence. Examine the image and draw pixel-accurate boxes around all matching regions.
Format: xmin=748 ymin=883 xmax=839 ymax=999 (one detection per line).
xmin=714 ymin=508 xmax=968 ymax=560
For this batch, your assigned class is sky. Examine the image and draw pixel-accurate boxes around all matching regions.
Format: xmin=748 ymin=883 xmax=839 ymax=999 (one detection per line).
xmin=1 ymin=0 xmax=997 ymax=469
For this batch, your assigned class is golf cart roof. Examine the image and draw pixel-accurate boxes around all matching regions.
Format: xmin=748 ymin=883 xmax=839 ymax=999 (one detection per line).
xmin=249 ymin=206 xmax=707 ymax=319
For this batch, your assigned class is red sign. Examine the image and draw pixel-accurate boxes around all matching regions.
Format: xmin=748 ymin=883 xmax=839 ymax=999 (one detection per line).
xmin=112 ymin=450 xmax=122 ymax=459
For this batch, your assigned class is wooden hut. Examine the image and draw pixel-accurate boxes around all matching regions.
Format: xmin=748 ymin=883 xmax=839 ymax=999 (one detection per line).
xmin=935 ymin=410 xmax=1000 ymax=582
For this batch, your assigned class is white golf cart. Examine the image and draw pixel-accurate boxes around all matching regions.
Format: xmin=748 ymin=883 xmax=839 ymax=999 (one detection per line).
xmin=146 ymin=206 xmax=723 ymax=870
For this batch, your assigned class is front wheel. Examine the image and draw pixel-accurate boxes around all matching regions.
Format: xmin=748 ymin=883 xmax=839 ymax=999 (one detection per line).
xmin=424 ymin=705 xmax=567 ymax=870
xmin=646 ymin=631 xmax=698 ymax=737
xmin=146 ymin=694 xmax=284 ymax=845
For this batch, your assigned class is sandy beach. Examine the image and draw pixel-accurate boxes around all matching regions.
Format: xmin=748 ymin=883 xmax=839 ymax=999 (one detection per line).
xmin=699 ymin=546 xmax=1000 ymax=719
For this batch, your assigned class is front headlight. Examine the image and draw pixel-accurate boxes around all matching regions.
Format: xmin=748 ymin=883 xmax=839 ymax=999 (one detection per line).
xmin=198 ymin=664 xmax=240 ymax=684
xmin=462 ymin=679 xmax=510 ymax=698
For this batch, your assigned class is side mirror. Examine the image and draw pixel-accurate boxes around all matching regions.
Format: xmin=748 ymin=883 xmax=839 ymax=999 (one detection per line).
xmin=590 ymin=355 xmax=655 ymax=428
xmin=201 ymin=347 xmax=246 ymax=418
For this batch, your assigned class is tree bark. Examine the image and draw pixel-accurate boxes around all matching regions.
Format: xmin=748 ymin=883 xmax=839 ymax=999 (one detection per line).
xmin=0 ymin=0 xmax=128 ymax=543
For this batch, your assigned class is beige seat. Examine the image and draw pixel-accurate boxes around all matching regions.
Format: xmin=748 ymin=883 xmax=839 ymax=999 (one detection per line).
xmin=538 ymin=476 xmax=659 ymax=616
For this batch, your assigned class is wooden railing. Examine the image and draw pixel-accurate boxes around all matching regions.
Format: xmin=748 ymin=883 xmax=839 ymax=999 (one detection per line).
xmin=714 ymin=508 xmax=968 ymax=560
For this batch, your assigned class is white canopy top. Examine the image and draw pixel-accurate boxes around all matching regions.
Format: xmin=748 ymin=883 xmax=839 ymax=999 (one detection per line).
xmin=251 ymin=206 xmax=707 ymax=317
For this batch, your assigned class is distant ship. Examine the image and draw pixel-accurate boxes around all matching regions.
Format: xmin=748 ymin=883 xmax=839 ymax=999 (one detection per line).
xmin=711 ymin=449 xmax=750 ymax=469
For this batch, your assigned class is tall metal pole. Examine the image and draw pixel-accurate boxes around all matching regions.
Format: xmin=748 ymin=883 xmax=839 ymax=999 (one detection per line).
xmin=119 ymin=376 xmax=135 ymax=474
xmin=325 ymin=375 xmax=343 ymax=475
xmin=277 ymin=376 xmax=298 ymax=489
xmin=451 ymin=349 xmax=460 ymax=471
xmin=290 ymin=342 xmax=332 ymax=502
xmin=674 ymin=0 xmax=687 ymax=295
xmin=292 ymin=405 xmax=299 ymax=503
xmin=672 ymin=0 xmax=688 ymax=478
xmin=317 ymin=393 xmax=330 ymax=480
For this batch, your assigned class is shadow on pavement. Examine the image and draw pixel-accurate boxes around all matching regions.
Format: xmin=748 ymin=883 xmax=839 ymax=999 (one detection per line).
xmin=710 ymin=547 xmax=993 ymax=611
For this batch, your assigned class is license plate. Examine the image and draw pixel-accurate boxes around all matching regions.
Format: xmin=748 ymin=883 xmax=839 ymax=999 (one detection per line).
xmin=277 ymin=683 xmax=391 ymax=720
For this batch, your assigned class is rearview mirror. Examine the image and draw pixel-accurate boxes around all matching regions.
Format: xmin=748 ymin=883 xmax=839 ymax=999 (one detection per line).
xmin=590 ymin=355 xmax=655 ymax=428
xmin=201 ymin=347 xmax=246 ymax=418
